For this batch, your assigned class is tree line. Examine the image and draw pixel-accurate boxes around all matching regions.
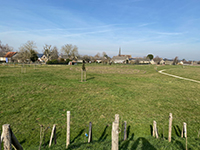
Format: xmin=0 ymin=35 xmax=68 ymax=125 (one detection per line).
xmin=0 ymin=40 xmax=110 ymax=63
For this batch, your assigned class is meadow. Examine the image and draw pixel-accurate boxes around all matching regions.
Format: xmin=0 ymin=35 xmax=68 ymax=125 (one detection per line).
xmin=0 ymin=64 xmax=200 ymax=150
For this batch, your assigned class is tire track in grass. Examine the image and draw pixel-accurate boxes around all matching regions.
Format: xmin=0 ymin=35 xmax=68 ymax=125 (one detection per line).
xmin=158 ymin=69 xmax=200 ymax=84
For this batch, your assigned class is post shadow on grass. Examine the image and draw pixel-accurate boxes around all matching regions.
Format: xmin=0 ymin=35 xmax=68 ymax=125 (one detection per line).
xmin=150 ymin=125 xmax=153 ymax=136
xmin=174 ymin=125 xmax=181 ymax=137
xmin=120 ymin=133 xmax=134 ymax=150
xmin=98 ymin=125 xmax=108 ymax=142
xmin=87 ymin=77 xmax=95 ymax=81
xmin=71 ymin=129 xmax=85 ymax=143
xmin=131 ymin=137 xmax=156 ymax=150
xmin=19 ymin=139 xmax=26 ymax=145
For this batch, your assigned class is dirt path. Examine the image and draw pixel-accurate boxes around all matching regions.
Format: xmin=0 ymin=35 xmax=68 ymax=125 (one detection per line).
xmin=158 ymin=69 xmax=200 ymax=84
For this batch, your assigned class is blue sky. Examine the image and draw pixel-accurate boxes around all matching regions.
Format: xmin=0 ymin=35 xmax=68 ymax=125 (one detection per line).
xmin=1 ymin=0 xmax=200 ymax=60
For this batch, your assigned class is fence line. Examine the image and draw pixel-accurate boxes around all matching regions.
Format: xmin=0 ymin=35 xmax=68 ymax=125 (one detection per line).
xmin=1 ymin=112 xmax=199 ymax=150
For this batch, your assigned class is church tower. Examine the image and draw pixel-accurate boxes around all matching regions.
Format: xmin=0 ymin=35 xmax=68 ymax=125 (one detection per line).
xmin=118 ymin=47 xmax=121 ymax=56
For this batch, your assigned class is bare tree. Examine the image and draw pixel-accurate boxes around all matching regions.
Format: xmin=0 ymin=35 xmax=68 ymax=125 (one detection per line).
xmin=0 ymin=41 xmax=13 ymax=56
xmin=173 ymin=56 xmax=178 ymax=65
xmin=17 ymin=41 xmax=38 ymax=62
xmin=61 ymin=44 xmax=79 ymax=59
xmin=94 ymin=52 xmax=101 ymax=58
xmin=71 ymin=45 xmax=79 ymax=59
xmin=153 ymin=56 xmax=162 ymax=64
xmin=61 ymin=44 xmax=72 ymax=58
xmin=51 ymin=46 xmax=59 ymax=60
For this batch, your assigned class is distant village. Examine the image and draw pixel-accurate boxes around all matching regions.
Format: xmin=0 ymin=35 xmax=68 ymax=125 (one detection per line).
xmin=1 ymin=48 xmax=199 ymax=66
xmin=0 ymin=41 xmax=199 ymax=65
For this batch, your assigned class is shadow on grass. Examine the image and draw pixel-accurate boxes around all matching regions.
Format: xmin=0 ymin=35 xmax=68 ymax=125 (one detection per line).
xmin=150 ymin=125 xmax=153 ymax=136
xmin=174 ymin=125 xmax=181 ymax=137
xmin=175 ymin=140 xmax=185 ymax=150
xmin=120 ymin=133 xmax=134 ymax=150
xmin=87 ymin=77 xmax=95 ymax=81
xmin=131 ymin=137 xmax=156 ymax=150
xmin=71 ymin=129 xmax=85 ymax=144
xmin=98 ymin=125 xmax=108 ymax=142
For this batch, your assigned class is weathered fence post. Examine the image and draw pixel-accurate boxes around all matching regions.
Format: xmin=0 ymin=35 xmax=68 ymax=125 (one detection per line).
xmin=39 ymin=125 xmax=43 ymax=150
xmin=112 ymin=121 xmax=119 ymax=150
xmin=153 ymin=121 xmax=158 ymax=138
xmin=123 ymin=121 xmax=127 ymax=141
xmin=2 ymin=124 xmax=12 ymax=150
xmin=183 ymin=122 xmax=187 ymax=150
xmin=1 ymin=124 xmax=23 ymax=150
xmin=49 ymin=124 xmax=56 ymax=147
xmin=84 ymin=70 xmax=86 ymax=81
xmin=168 ymin=113 xmax=173 ymax=142
xmin=81 ymin=70 xmax=83 ymax=82
xmin=88 ymin=122 xmax=92 ymax=143
xmin=115 ymin=114 xmax=119 ymax=124
xmin=66 ymin=111 xmax=70 ymax=148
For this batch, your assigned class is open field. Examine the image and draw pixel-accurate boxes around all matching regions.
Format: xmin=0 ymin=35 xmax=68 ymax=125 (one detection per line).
xmin=0 ymin=64 xmax=200 ymax=149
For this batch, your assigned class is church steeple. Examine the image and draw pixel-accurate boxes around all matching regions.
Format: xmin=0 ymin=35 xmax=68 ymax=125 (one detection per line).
xmin=119 ymin=47 xmax=121 ymax=56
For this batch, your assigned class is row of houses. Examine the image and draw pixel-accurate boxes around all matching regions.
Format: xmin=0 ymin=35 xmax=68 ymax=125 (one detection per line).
xmin=0 ymin=51 xmax=199 ymax=65
xmin=0 ymin=52 xmax=48 ymax=63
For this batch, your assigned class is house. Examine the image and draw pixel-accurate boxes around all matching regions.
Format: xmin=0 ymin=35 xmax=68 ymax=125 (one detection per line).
xmin=150 ymin=59 xmax=156 ymax=65
xmin=163 ymin=58 xmax=173 ymax=65
xmin=159 ymin=60 xmax=165 ymax=65
xmin=37 ymin=54 xmax=48 ymax=63
xmin=0 ymin=54 xmax=6 ymax=63
xmin=112 ymin=56 xmax=128 ymax=64
xmin=4 ymin=52 xmax=17 ymax=63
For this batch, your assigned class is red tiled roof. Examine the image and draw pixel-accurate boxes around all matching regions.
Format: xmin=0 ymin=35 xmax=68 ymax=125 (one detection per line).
xmin=4 ymin=52 xmax=17 ymax=57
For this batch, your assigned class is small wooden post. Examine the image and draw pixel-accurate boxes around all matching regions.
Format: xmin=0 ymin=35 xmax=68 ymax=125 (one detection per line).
xmin=153 ymin=121 xmax=158 ymax=138
xmin=88 ymin=122 xmax=92 ymax=143
xmin=39 ymin=125 xmax=43 ymax=150
xmin=2 ymin=124 xmax=12 ymax=150
xmin=84 ymin=71 xmax=86 ymax=81
xmin=66 ymin=111 xmax=70 ymax=148
xmin=112 ymin=121 xmax=119 ymax=150
xmin=153 ymin=121 xmax=155 ymax=137
xmin=81 ymin=70 xmax=83 ymax=82
xmin=183 ymin=122 xmax=187 ymax=150
xmin=123 ymin=121 xmax=127 ymax=141
xmin=49 ymin=124 xmax=56 ymax=147
xmin=168 ymin=113 xmax=173 ymax=142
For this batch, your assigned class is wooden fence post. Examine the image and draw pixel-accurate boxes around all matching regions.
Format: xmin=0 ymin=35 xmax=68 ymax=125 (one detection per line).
xmin=2 ymin=124 xmax=12 ymax=150
xmin=168 ymin=113 xmax=173 ymax=142
xmin=39 ymin=125 xmax=43 ymax=150
xmin=153 ymin=121 xmax=158 ymax=138
xmin=88 ymin=122 xmax=92 ymax=143
xmin=115 ymin=114 xmax=119 ymax=124
xmin=81 ymin=70 xmax=83 ymax=82
xmin=123 ymin=121 xmax=127 ymax=141
xmin=66 ymin=111 xmax=70 ymax=148
xmin=112 ymin=121 xmax=119 ymax=150
xmin=49 ymin=124 xmax=56 ymax=147
xmin=183 ymin=122 xmax=187 ymax=150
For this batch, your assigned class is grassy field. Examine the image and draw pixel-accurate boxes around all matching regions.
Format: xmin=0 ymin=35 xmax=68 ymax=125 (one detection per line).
xmin=0 ymin=64 xmax=200 ymax=150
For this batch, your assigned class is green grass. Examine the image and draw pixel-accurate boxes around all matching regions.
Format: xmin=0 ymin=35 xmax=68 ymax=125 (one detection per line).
xmin=0 ymin=64 xmax=200 ymax=150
